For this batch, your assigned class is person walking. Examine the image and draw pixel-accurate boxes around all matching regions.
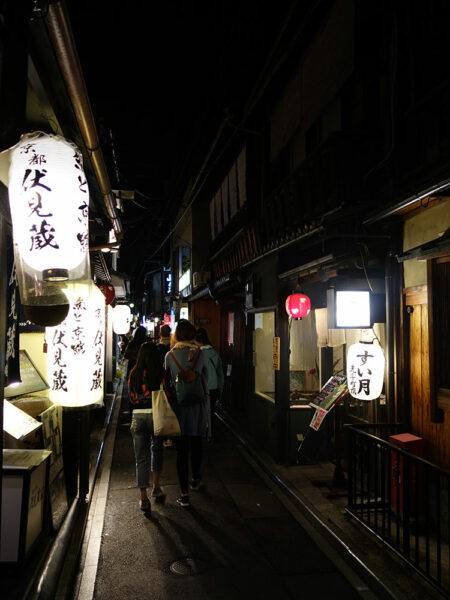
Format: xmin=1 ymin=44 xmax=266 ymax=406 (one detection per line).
xmin=156 ymin=324 xmax=175 ymax=448
xmin=128 ymin=342 xmax=166 ymax=512
xmin=156 ymin=324 xmax=171 ymax=365
xmin=195 ymin=327 xmax=224 ymax=439
xmin=164 ymin=319 xmax=209 ymax=507
xmin=124 ymin=325 xmax=147 ymax=377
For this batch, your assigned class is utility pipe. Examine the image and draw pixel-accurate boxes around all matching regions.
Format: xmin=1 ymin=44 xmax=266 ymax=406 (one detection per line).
xmin=44 ymin=2 xmax=123 ymax=239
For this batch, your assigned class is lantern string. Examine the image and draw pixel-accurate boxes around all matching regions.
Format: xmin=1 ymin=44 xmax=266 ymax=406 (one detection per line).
xmin=355 ymin=243 xmax=374 ymax=293
xmin=371 ymin=327 xmax=381 ymax=345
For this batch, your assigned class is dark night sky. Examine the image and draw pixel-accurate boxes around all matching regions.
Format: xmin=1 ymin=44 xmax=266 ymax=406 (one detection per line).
xmin=67 ymin=1 xmax=289 ymax=280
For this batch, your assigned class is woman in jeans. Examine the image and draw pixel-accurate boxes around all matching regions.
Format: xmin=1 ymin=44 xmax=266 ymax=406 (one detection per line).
xmin=129 ymin=342 xmax=165 ymax=512
xmin=164 ymin=320 xmax=209 ymax=507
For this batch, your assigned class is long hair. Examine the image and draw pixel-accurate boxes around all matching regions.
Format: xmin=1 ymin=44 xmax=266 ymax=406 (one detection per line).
xmin=132 ymin=325 xmax=147 ymax=345
xmin=195 ymin=327 xmax=212 ymax=346
xmin=129 ymin=342 xmax=162 ymax=392
xmin=174 ymin=319 xmax=196 ymax=341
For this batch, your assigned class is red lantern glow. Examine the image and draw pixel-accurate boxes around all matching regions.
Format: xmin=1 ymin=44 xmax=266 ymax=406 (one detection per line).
xmin=285 ymin=293 xmax=311 ymax=319
xmin=96 ymin=281 xmax=116 ymax=305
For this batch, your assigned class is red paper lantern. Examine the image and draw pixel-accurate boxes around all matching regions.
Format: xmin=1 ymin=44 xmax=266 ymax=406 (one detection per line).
xmin=285 ymin=293 xmax=311 ymax=319
xmin=96 ymin=281 xmax=116 ymax=305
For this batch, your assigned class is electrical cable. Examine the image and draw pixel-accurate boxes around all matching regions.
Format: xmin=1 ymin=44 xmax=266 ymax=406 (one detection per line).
xmin=355 ymin=243 xmax=374 ymax=293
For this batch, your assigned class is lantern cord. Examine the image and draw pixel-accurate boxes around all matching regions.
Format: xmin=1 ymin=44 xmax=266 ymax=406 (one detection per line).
xmin=371 ymin=328 xmax=381 ymax=345
xmin=355 ymin=243 xmax=374 ymax=293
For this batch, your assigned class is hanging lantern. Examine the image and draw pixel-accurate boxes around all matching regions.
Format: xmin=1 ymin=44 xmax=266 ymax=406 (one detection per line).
xmin=46 ymin=282 xmax=105 ymax=407
xmin=112 ymin=304 xmax=131 ymax=334
xmin=96 ymin=281 xmax=116 ymax=305
xmin=347 ymin=342 xmax=385 ymax=401
xmin=285 ymin=293 xmax=311 ymax=319
xmin=5 ymin=132 xmax=90 ymax=325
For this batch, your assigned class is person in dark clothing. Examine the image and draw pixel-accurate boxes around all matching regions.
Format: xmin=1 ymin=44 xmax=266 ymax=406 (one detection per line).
xmin=156 ymin=324 xmax=171 ymax=365
xmin=128 ymin=342 xmax=165 ymax=511
xmin=195 ymin=327 xmax=224 ymax=439
xmin=124 ymin=325 xmax=147 ymax=376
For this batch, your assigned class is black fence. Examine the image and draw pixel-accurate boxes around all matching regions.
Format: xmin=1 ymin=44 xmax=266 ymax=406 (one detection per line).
xmin=346 ymin=423 xmax=450 ymax=597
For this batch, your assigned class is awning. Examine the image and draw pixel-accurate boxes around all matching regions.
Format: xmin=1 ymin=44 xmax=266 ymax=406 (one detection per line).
xmin=364 ymin=178 xmax=450 ymax=225
xmin=110 ymin=272 xmax=130 ymax=298
xmin=396 ymin=230 xmax=450 ymax=262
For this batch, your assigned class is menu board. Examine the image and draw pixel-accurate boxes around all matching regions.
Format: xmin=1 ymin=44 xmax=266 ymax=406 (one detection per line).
xmin=309 ymin=375 xmax=347 ymax=412
xmin=4 ymin=350 xmax=49 ymax=399
xmin=3 ymin=400 xmax=42 ymax=440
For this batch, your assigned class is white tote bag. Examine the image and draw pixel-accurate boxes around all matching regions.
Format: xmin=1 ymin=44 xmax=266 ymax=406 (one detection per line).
xmin=152 ymin=384 xmax=181 ymax=437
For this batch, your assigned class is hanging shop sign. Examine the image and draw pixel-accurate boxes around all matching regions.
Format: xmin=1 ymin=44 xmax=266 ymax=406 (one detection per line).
xmin=5 ymin=132 xmax=90 ymax=325
xmin=46 ymin=282 xmax=105 ymax=407
xmin=285 ymin=293 xmax=311 ymax=319
xmin=272 ymin=337 xmax=280 ymax=370
xmin=112 ymin=304 xmax=131 ymax=334
xmin=347 ymin=342 xmax=385 ymax=400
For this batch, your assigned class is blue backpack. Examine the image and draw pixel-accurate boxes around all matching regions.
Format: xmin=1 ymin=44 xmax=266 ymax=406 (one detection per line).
xmin=169 ymin=350 xmax=205 ymax=406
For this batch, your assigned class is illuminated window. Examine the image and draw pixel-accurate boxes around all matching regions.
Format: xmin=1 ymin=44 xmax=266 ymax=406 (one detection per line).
xmin=253 ymin=311 xmax=275 ymax=401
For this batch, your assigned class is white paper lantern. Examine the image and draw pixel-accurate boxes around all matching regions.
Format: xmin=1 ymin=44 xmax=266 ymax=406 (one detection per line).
xmin=112 ymin=304 xmax=131 ymax=335
xmin=8 ymin=132 xmax=89 ymax=277
xmin=347 ymin=342 xmax=385 ymax=401
xmin=46 ymin=282 xmax=105 ymax=407
xmin=6 ymin=132 xmax=90 ymax=324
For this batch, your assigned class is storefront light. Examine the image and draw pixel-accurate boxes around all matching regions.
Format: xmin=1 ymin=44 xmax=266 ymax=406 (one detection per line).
xmin=46 ymin=282 xmax=105 ymax=407
xmin=347 ymin=342 xmax=385 ymax=401
xmin=285 ymin=293 xmax=311 ymax=319
xmin=5 ymin=132 xmax=90 ymax=325
xmin=112 ymin=304 xmax=131 ymax=334
xmin=336 ymin=290 xmax=370 ymax=328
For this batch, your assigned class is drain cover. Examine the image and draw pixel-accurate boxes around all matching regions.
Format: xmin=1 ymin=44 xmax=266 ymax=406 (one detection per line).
xmin=170 ymin=557 xmax=207 ymax=576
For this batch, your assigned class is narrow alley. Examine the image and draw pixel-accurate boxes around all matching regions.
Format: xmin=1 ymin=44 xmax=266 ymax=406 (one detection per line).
xmin=72 ymin=382 xmax=370 ymax=600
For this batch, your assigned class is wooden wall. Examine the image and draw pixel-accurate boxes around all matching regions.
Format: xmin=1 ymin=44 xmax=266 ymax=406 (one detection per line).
xmin=407 ymin=287 xmax=450 ymax=470
xmin=190 ymin=299 xmax=221 ymax=351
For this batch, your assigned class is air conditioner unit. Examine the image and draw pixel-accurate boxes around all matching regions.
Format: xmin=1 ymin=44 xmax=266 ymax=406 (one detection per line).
xmin=193 ymin=271 xmax=210 ymax=288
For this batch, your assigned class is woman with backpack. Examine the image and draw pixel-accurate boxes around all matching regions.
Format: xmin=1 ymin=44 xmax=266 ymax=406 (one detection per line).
xmin=164 ymin=319 xmax=209 ymax=507
xmin=128 ymin=342 xmax=166 ymax=512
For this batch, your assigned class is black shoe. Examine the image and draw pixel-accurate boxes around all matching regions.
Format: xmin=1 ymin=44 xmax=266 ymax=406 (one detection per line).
xmin=176 ymin=495 xmax=190 ymax=507
xmin=139 ymin=498 xmax=151 ymax=511
xmin=190 ymin=479 xmax=203 ymax=491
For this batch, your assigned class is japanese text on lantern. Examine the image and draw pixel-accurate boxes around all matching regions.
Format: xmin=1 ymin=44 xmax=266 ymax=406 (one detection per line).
xmin=348 ymin=348 xmax=374 ymax=397
xmin=91 ymin=307 xmax=103 ymax=391
xmin=5 ymin=265 xmax=17 ymax=378
xmin=19 ymin=142 xmax=88 ymax=258
xmin=347 ymin=343 xmax=384 ymax=401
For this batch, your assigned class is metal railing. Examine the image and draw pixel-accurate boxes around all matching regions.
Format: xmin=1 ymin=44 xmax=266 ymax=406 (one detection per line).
xmin=346 ymin=424 xmax=450 ymax=598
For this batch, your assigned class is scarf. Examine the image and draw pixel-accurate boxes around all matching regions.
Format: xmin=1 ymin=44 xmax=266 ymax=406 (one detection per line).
xmin=158 ymin=336 xmax=170 ymax=346
xmin=172 ymin=341 xmax=198 ymax=361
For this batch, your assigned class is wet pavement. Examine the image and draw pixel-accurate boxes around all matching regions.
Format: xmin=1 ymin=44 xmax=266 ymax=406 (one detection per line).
xmin=73 ymin=382 xmax=371 ymax=600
